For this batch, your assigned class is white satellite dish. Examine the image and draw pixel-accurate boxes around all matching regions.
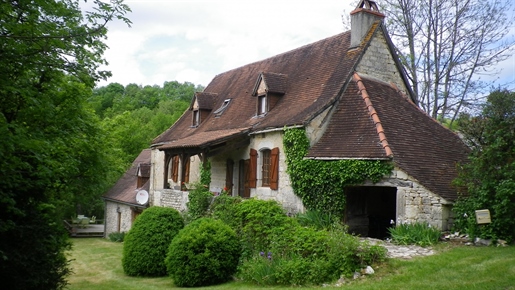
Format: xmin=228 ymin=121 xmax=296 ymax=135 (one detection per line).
xmin=136 ymin=190 xmax=149 ymax=205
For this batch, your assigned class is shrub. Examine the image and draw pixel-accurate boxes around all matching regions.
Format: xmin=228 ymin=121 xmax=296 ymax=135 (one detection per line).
xmin=108 ymin=231 xmax=125 ymax=242
xmin=233 ymin=199 xmax=292 ymax=257
xmin=209 ymin=194 xmax=242 ymax=227
xmin=238 ymin=223 xmax=387 ymax=286
xmin=122 ymin=206 xmax=184 ymax=276
xmin=295 ymin=210 xmax=336 ymax=230
xmin=165 ymin=218 xmax=241 ymax=287
xmin=389 ymin=222 xmax=441 ymax=247
xmin=185 ymin=183 xmax=213 ymax=223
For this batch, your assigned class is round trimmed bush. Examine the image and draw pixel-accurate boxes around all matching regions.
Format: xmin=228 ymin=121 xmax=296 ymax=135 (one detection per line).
xmin=122 ymin=206 xmax=184 ymax=276
xmin=165 ymin=218 xmax=241 ymax=287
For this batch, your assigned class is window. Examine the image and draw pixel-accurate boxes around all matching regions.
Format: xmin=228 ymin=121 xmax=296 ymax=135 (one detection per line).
xmin=213 ymin=99 xmax=231 ymax=116
xmin=258 ymin=95 xmax=267 ymax=115
xmin=261 ymin=149 xmax=271 ymax=186
xmin=192 ymin=110 xmax=200 ymax=127
xmin=167 ymin=155 xmax=179 ymax=183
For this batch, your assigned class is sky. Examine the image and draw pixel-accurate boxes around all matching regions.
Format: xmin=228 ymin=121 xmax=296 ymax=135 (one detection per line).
xmin=96 ymin=0 xmax=515 ymax=90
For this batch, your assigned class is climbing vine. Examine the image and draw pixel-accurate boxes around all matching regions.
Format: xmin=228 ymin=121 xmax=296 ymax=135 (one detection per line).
xmin=283 ymin=128 xmax=393 ymax=216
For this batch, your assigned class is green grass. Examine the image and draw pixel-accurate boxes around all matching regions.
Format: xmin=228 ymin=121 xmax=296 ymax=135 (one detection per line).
xmin=67 ymin=238 xmax=515 ymax=290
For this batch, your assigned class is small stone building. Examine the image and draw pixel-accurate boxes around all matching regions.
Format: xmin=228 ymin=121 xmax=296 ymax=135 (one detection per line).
xmin=148 ymin=1 xmax=470 ymax=238
xmin=103 ymin=149 xmax=151 ymax=236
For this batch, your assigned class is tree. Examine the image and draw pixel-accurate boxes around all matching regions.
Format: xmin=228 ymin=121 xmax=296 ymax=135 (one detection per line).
xmin=380 ymin=0 xmax=514 ymax=125
xmin=453 ymin=89 xmax=515 ymax=242
xmin=0 ymin=1 xmax=130 ymax=288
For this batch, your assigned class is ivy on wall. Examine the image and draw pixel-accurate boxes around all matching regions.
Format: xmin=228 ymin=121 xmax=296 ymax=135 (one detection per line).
xmin=283 ymin=128 xmax=393 ymax=216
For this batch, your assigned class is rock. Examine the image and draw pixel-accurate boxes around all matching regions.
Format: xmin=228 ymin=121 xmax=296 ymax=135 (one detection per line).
xmin=497 ymin=239 xmax=508 ymax=247
xmin=364 ymin=266 xmax=375 ymax=275
xmin=475 ymin=237 xmax=492 ymax=246
xmin=353 ymin=272 xmax=361 ymax=279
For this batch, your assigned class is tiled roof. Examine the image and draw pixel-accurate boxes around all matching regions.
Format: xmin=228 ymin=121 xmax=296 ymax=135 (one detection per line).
xmin=307 ymin=74 xmax=470 ymax=201
xmin=158 ymin=128 xmax=250 ymax=150
xmin=261 ymin=72 xmax=288 ymax=94
xmin=193 ymin=92 xmax=218 ymax=110
xmin=103 ymin=149 xmax=151 ymax=206
xmin=152 ymin=28 xmax=368 ymax=146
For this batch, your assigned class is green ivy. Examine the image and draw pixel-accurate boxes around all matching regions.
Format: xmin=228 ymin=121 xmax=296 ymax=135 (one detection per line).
xmin=283 ymin=128 xmax=393 ymax=216
xmin=200 ymin=160 xmax=212 ymax=186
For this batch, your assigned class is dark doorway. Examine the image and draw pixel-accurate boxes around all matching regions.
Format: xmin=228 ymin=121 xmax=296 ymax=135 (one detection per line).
xmin=238 ymin=159 xmax=251 ymax=198
xmin=344 ymin=186 xmax=396 ymax=239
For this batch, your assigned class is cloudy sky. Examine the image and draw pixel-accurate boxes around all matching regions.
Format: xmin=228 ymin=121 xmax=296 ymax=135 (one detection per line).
xmin=97 ymin=0 xmax=515 ymax=90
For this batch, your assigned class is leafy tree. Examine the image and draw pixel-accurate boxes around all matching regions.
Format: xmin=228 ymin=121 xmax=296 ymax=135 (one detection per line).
xmin=453 ymin=89 xmax=515 ymax=242
xmin=0 ymin=0 xmax=130 ymax=288
xmin=380 ymin=0 xmax=514 ymax=125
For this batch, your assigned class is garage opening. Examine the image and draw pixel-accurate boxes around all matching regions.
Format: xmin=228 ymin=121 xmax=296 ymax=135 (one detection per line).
xmin=344 ymin=186 xmax=397 ymax=239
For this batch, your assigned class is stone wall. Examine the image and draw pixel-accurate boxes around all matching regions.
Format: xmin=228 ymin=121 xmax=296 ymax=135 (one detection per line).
xmin=364 ymin=167 xmax=453 ymax=230
xmin=356 ymin=28 xmax=408 ymax=95
xmin=104 ymin=201 xmax=134 ymax=237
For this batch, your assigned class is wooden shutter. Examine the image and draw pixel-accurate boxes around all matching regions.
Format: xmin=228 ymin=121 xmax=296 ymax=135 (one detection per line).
xmin=249 ymin=149 xmax=257 ymax=188
xmin=172 ymin=155 xmax=179 ymax=182
xmin=270 ymin=147 xmax=279 ymax=190
xmin=184 ymin=156 xmax=191 ymax=183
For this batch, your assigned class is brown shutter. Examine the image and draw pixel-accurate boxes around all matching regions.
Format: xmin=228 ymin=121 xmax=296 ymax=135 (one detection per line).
xmin=249 ymin=149 xmax=257 ymax=188
xmin=184 ymin=156 xmax=191 ymax=183
xmin=172 ymin=156 xmax=179 ymax=182
xmin=270 ymin=147 xmax=279 ymax=190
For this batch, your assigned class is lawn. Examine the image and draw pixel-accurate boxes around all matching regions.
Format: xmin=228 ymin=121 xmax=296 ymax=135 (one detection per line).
xmin=67 ymin=238 xmax=515 ymax=290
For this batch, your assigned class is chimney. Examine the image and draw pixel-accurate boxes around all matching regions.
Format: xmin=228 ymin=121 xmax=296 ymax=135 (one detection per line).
xmin=350 ymin=0 xmax=385 ymax=48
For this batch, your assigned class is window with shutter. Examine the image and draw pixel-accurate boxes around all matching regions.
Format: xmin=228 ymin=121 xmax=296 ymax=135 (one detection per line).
xmin=261 ymin=149 xmax=271 ymax=186
xmin=270 ymin=147 xmax=279 ymax=190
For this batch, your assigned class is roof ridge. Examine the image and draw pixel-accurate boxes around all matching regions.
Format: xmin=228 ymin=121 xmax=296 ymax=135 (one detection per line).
xmin=353 ymin=72 xmax=393 ymax=157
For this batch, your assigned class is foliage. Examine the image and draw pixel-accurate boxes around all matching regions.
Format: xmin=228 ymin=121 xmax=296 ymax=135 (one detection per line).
xmin=108 ymin=231 xmax=126 ymax=243
xmin=0 ymin=0 xmax=130 ymax=288
xmin=453 ymin=89 xmax=515 ymax=242
xmin=200 ymin=160 xmax=212 ymax=186
xmin=185 ymin=183 xmax=214 ymax=223
xmin=122 ymin=207 xmax=184 ymax=277
xmin=381 ymin=0 xmax=515 ymax=124
xmin=388 ymin=222 xmax=441 ymax=247
xmin=232 ymin=199 xmax=293 ymax=258
xmin=283 ymin=128 xmax=393 ymax=216
xmin=209 ymin=194 xmax=243 ymax=227
xmin=238 ymin=223 xmax=387 ymax=286
xmin=295 ymin=210 xmax=336 ymax=230
xmin=165 ymin=218 xmax=241 ymax=287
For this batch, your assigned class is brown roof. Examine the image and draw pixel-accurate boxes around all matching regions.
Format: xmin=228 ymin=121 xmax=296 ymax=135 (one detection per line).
xmin=307 ymin=74 xmax=470 ymax=201
xmin=103 ymin=149 xmax=151 ymax=206
xmin=192 ymin=92 xmax=218 ymax=110
xmin=152 ymin=28 xmax=370 ymax=146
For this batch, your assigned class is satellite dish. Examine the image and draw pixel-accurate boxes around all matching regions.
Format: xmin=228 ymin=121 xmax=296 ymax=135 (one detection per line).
xmin=136 ymin=190 xmax=149 ymax=205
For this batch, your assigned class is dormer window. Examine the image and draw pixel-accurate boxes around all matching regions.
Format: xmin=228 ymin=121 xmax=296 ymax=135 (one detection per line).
xmin=192 ymin=110 xmax=200 ymax=127
xmin=252 ymin=72 xmax=287 ymax=117
xmin=258 ymin=95 xmax=267 ymax=115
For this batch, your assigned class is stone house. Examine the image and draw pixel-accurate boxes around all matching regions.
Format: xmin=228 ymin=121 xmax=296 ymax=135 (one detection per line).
xmin=103 ymin=149 xmax=151 ymax=236
xmin=148 ymin=1 xmax=470 ymax=238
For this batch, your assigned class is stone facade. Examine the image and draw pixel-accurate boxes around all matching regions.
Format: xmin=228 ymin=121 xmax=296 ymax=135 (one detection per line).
xmin=364 ymin=167 xmax=453 ymax=230
xmin=356 ymin=29 xmax=408 ymax=96
xmin=104 ymin=201 xmax=136 ymax=237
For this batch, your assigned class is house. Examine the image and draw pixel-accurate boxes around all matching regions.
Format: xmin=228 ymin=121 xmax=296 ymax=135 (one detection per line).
xmin=103 ymin=149 xmax=151 ymax=236
xmin=148 ymin=1 xmax=470 ymax=238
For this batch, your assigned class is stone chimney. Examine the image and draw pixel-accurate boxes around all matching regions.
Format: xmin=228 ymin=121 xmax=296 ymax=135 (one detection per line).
xmin=350 ymin=0 xmax=385 ymax=48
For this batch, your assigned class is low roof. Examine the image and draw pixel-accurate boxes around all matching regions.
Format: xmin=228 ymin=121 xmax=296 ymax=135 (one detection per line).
xmin=103 ymin=149 xmax=151 ymax=206
xmin=307 ymin=74 xmax=470 ymax=201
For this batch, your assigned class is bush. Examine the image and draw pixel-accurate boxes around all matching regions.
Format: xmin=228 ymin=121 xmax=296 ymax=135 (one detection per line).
xmin=108 ymin=231 xmax=125 ymax=242
xmin=165 ymin=218 xmax=241 ymax=287
xmin=238 ymin=223 xmax=387 ymax=286
xmin=389 ymin=222 xmax=441 ymax=247
xmin=122 ymin=207 xmax=184 ymax=276
xmin=295 ymin=210 xmax=336 ymax=230
xmin=209 ymin=194 xmax=242 ymax=227
xmin=185 ymin=183 xmax=213 ymax=222
xmin=233 ymin=199 xmax=292 ymax=258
